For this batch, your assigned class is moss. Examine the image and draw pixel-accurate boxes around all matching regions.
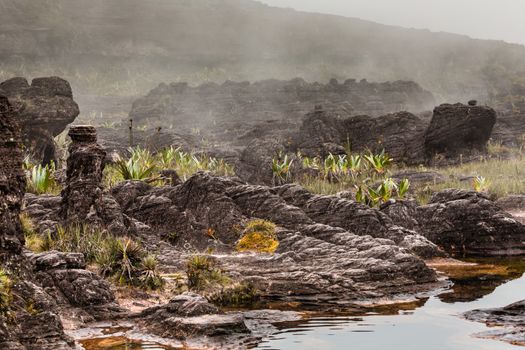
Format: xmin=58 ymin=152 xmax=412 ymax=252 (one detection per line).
xmin=236 ymin=219 xmax=279 ymax=254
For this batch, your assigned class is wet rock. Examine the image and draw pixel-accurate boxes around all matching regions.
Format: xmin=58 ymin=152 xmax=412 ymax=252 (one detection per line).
xmin=139 ymin=292 xmax=250 ymax=340
xmin=424 ymin=103 xmax=497 ymax=158
xmin=0 ymin=77 xmax=79 ymax=164
xmin=464 ymin=300 xmax=525 ymax=345
xmin=0 ymin=95 xmax=26 ymax=259
xmin=417 ymin=189 xmax=525 ymax=256
xmin=16 ymin=312 xmax=75 ymax=350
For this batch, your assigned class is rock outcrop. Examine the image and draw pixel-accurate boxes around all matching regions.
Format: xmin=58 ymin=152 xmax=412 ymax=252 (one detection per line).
xmin=464 ymin=300 xmax=525 ymax=346
xmin=0 ymin=89 xmax=75 ymax=350
xmin=139 ymin=292 xmax=249 ymax=340
xmin=417 ymin=189 xmax=525 ymax=256
xmin=0 ymin=77 xmax=79 ymax=164
xmin=129 ymin=78 xmax=435 ymax=128
xmin=0 ymin=95 xmax=25 ymax=260
xmin=59 ymin=126 xmax=127 ymax=233
xmin=424 ymin=103 xmax=497 ymax=159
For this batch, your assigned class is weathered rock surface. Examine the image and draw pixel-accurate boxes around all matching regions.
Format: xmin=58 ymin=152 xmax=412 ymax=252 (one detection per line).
xmin=59 ymin=126 xmax=128 ymax=233
xmin=293 ymin=109 xmax=427 ymax=164
xmin=0 ymin=77 xmax=79 ymax=164
xmin=139 ymin=292 xmax=250 ymax=340
xmin=0 ymin=89 xmax=75 ymax=350
xmin=129 ymin=78 xmax=435 ymax=128
xmin=424 ymin=103 xmax=497 ymax=159
xmin=464 ymin=300 xmax=525 ymax=346
xmin=109 ymin=172 xmax=441 ymax=303
xmin=0 ymin=95 xmax=26 ymax=260
xmin=417 ymin=189 xmax=525 ymax=256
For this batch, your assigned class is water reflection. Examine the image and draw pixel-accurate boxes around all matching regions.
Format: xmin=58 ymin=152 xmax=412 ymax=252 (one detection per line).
xmin=258 ymin=257 xmax=525 ymax=350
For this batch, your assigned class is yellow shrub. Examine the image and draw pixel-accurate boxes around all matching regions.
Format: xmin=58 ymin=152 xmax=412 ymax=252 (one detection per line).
xmin=236 ymin=231 xmax=279 ymax=254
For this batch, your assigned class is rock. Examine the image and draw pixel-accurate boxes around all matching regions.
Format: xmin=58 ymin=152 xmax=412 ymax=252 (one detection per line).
xmin=293 ymin=110 xmax=427 ymax=164
xmin=127 ymin=172 xmax=440 ymax=303
xmin=129 ymin=78 xmax=435 ymax=129
xmin=59 ymin=126 xmax=128 ymax=233
xmin=0 ymin=91 xmax=75 ymax=349
xmin=0 ymin=77 xmax=79 ymax=164
xmin=139 ymin=292 xmax=250 ymax=340
xmin=417 ymin=189 xmax=525 ymax=256
xmin=424 ymin=103 xmax=497 ymax=158
xmin=496 ymin=195 xmax=525 ymax=211
xmin=464 ymin=300 xmax=525 ymax=346
xmin=0 ymin=95 xmax=26 ymax=259
xmin=32 ymin=251 xmax=86 ymax=271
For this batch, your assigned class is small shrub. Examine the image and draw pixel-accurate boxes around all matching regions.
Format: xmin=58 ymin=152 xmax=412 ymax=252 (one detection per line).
xmin=26 ymin=162 xmax=60 ymax=195
xmin=139 ymin=255 xmax=165 ymax=290
xmin=209 ymin=283 xmax=259 ymax=307
xmin=0 ymin=269 xmax=12 ymax=316
xmin=43 ymin=225 xmax=107 ymax=264
xmin=97 ymin=237 xmax=146 ymax=285
xmin=271 ymin=152 xmax=294 ymax=185
xmin=236 ymin=219 xmax=279 ymax=254
xmin=473 ymin=175 xmax=490 ymax=193
xmin=186 ymin=255 xmax=229 ymax=291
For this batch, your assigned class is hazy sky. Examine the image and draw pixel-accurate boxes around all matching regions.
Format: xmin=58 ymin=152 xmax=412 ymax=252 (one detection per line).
xmin=260 ymin=0 xmax=525 ymax=45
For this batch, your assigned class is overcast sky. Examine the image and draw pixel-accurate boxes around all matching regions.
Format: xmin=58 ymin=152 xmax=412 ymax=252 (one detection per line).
xmin=259 ymin=0 xmax=525 ymax=45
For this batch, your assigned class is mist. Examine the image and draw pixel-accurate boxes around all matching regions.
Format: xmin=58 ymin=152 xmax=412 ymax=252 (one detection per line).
xmin=260 ymin=0 xmax=525 ymax=45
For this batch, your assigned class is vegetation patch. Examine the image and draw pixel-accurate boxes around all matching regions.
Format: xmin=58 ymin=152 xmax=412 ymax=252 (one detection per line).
xmin=0 ymin=269 xmax=13 ymax=317
xmin=208 ymin=282 xmax=259 ymax=307
xmin=104 ymin=146 xmax=234 ymax=187
xmin=186 ymin=255 xmax=229 ymax=292
xmin=236 ymin=219 xmax=279 ymax=254
xmin=23 ymin=158 xmax=61 ymax=195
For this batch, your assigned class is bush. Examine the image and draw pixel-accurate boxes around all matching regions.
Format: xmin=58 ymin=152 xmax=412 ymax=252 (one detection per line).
xmin=236 ymin=219 xmax=279 ymax=254
xmin=25 ymin=161 xmax=60 ymax=195
xmin=209 ymin=283 xmax=259 ymax=307
xmin=186 ymin=255 xmax=229 ymax=291
xmin=139 ymin=255 xmax=165 ymax=290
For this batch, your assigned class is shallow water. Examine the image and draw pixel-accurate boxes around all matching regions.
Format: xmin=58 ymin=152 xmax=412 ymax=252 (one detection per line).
xmin=259 ymin=258 xmax=525 ymax=350
xmin=79 ymin=258 xmax=525 ymax=350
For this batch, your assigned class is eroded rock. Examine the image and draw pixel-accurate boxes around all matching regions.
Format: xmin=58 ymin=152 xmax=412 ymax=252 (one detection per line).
xmin=0 ymin=77 xmax=79 ymax=164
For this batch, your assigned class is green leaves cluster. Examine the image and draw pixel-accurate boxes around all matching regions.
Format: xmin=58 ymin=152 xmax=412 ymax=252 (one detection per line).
xmin=355 ymin=178 xmax=410 ymax=207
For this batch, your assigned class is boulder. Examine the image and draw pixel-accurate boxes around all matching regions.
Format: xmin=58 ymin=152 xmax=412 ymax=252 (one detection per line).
xmin=417 ymin=189 xmax=525 ymax=256
xmin=424 ymin=103 xmax=497 ymax=158
xmin=0 ymin=77 xmax=79 ymax=164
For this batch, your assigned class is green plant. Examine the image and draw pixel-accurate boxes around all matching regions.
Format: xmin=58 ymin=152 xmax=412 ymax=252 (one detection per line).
xmin=473 ymin=175 xmax=490 ymax=193
xmin=186 ymin=255 xmax=229 ymax=291
xmin=115 ymin=157 xmax=156 ymax=180
xmin=139 ymin=255 xmax=165 ymax=290
xmin=26 ymin=162 xmax=59 ymax=194
xmin=43 ymin=225 xmax=107 ymax=264
xmin=0 ymin=269 xmax=12 ymax=316
xmin=355 ymin=178 xmax=411 ymax=207
xmin=209 ymin=283 xmax=259 ymax=307
xmin=97 ymin=237 xmax=146 ymax=285
xmin=398 ymin=178 xmax=411 ymax=198
xmin=271 ymin=153 xmax=294 ymax=185
xmin=364 ymin=150 xmax=393 ymax=175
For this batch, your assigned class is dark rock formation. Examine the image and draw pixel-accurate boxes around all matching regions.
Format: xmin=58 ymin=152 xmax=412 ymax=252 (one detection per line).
xmin=424 ymin=103 xmax=497 ymax=159
xmin=464 ymin=300 xmax=525 ymax=346
xmin=109 ymin=172 xmax=440 ymax=303
xmin=139 ymin=292 xmax=250 ymax=340
xmin=31 ymin=251 xmax=123 ymax=320
xmin=293 ymin=109 xmax=428 ymax=164
xmin=417 ymin=189 xmax=525 ymax=256
xmin=129 ymin=78 xmax=435 ymax=128
xmin=59 ymin=126 xmax=127 ymax=233
xmin=0 ymin=77 xmax=79 ymax=164
xmin=0 ymin=90 xmax=75 ymax=350
xmin=496 ymin=195 xmax=525 ymax=211
xmin=0 ymin=95 xmax=26 ymax=260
